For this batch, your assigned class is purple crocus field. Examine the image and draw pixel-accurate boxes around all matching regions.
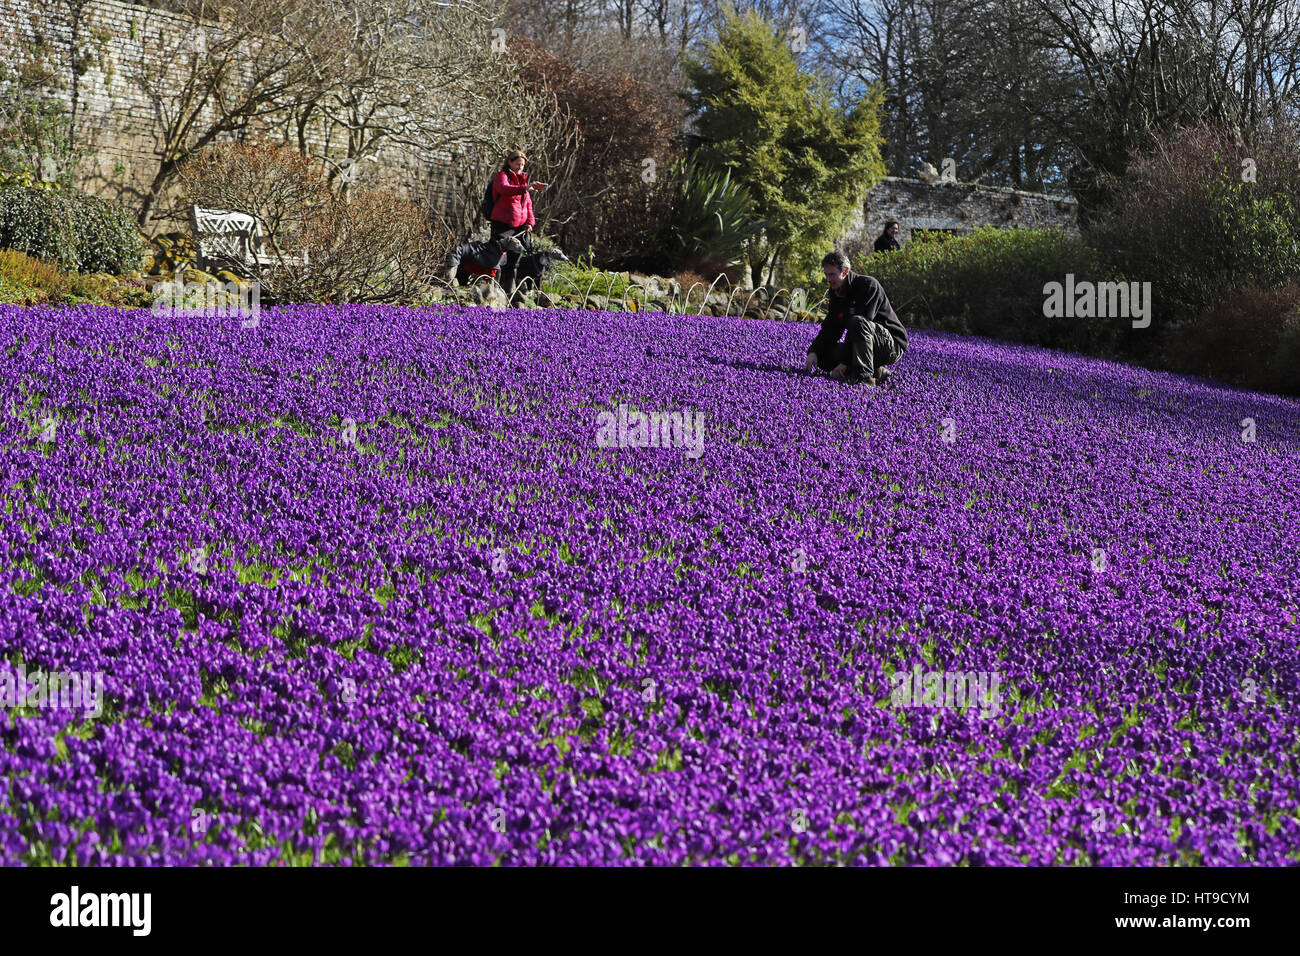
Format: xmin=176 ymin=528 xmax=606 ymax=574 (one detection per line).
xmin=1 ymin=302 xmax=1298 ymax=866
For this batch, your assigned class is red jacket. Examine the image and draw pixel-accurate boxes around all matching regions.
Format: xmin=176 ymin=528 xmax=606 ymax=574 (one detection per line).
xmin=490 ymin=169 xmax=535 ymax=228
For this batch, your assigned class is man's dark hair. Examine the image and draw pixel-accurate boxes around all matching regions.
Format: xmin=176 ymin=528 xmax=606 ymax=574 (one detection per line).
xmin=822 ymin=251 xmax=850 ymax=272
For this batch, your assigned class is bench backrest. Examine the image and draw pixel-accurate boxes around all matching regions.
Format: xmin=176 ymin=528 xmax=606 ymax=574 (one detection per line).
xmin=189 ymin=205 xmax=262 ymax=268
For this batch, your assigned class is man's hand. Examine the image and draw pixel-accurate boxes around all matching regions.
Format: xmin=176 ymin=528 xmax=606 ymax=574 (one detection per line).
xmin=804 ymin=352 xmax=816 ymax=373
xmin=829 ymin=363 xmax=848 ymax=380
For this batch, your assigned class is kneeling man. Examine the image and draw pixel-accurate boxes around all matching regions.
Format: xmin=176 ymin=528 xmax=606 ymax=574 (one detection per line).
xmin=805 ymin=251 xmax=907 ymax=385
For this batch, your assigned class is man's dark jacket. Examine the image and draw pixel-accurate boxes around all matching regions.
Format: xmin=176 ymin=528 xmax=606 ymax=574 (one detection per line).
xmin=810 ymin=271 xmax=908 ymax=357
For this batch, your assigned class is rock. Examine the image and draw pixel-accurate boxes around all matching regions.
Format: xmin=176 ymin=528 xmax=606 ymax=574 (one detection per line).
xmin=469 ymin=283 xmax=510 ymax=310
xmin=630 ymin=273 xmax=668 ymax=299
xmin=216 ymin=270 xmax=254 ymax=290
xmin=181 ymin=267 xmax=222 ymax=286
xmin=537 ymin=291 xmax=560 ymax=308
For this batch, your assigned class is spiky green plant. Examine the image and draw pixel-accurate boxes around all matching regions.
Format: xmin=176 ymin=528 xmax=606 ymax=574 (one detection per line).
xmin=661 ymin=156 xmax=765 ymax=269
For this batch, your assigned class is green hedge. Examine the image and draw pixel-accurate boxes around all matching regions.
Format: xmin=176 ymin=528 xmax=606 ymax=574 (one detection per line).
xmin=861 ymin=226 xmax=1133 ymax=357
xmin=0 ymin=186 xmax=143 ymax=274
xmin=70 ymin=192 xmax=145 ymax=273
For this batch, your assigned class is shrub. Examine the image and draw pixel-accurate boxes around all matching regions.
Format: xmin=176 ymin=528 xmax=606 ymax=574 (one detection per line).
xmin=258 ymin=188 xmax=446 ymax=304
xmin=543 ymin=261 xmax=634 ymax=302
xmin=0 ymin=187 xmax=142 ymax=274
xmin=0 ymin=246 xmax=67 ymax=300
xmin=0 ymin=248 xmax=152 ymax=307
xmin=0 ymin=169 xmax=57 ymax=191
xmin=68 ymin=193 xmax=145 ymax=274
xmin=176 ymin=143 xmax=332 ymax=263
xmin=861 ymin=226 xmax=1130 ymax=356
xmin=512 ymin=38 xmax=683 ymax=270
xmin=1084 ymin=118 xmax=1300 ymax=329
xmin=0 ymin=187 xmax=77 ymax=269
xmin=672 ymin=271 xmax=708 ymax=304
xmin=177 ymin=144 xmax=443 ymax=303
xmin=1164 ymin=283 xmax=1300 ymax=396
xmin=655 ymin=157 xmax=764 ymax=278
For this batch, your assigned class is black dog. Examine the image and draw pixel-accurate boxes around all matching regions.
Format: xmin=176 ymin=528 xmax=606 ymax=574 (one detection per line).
xmin=511 ymin=246 xmax=570 ymax=292
xmin=442 ymin=233 xmax=527 ymax=287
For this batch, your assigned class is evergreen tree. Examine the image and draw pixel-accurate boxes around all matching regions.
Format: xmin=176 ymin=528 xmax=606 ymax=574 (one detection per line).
xmin=682 ymin=4 xmax=886 ymax=286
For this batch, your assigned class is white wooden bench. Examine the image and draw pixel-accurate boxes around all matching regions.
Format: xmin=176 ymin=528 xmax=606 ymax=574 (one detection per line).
xmin=189 ymin=205 xmax=308 ymax=274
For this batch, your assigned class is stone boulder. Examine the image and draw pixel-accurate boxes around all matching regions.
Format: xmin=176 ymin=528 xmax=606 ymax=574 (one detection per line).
xmin=469 ymin=283 xmax=511 ymax=310
xmin=629 ymin=273 xmax=669 ymax=300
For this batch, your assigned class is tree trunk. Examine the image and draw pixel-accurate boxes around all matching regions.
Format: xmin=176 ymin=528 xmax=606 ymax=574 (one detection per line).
xmin=763 ymin=246 xmax=781 ymax=288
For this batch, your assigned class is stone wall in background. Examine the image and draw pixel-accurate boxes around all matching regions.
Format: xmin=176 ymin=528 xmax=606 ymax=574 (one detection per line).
xmin=842 ymin=176 xmax=1080 ymax=253
xmin=0 ymin=0 xmax=462 ymax=233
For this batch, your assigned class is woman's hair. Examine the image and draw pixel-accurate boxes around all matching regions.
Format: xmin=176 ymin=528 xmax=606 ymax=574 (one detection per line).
xmin=877 ymin=219 xmax=900 ymax=238
xmin=502 ymin=149 xmax=527 ymax=171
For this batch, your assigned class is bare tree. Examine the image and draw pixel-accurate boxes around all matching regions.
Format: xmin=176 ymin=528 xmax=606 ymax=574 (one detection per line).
xmin=502 ymin=0 xmax=607 ymax=54
xmin=287 ymin=0 xmax=503 ymax=194
xmin=130 ymin=0 xmax=340 ymax=228
xmin=129 ymin=0 xmax=566 ymax=231
xmin=1023 ymin=0 xmax=1300 ymax=207
xmin=812 ymin=0 xmax=1077 ymax=190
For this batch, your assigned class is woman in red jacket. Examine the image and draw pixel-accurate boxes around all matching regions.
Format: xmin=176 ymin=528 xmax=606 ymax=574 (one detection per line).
xmin=489 ymin=149 xmax=547 ymax=296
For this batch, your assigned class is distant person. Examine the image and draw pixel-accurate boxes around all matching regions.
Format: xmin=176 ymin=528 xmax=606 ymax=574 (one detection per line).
xmin=804 ymin=251 xmax=907 ymax=386
xmin=488 ymin=149 xmax=547 ymax=296
xmin=874 ymin=220 xmax=902 ymax=253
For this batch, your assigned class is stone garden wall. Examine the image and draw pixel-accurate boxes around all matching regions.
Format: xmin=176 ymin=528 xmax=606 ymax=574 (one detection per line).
xmin=845 ymin=176 xmax=1080 ymax=250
